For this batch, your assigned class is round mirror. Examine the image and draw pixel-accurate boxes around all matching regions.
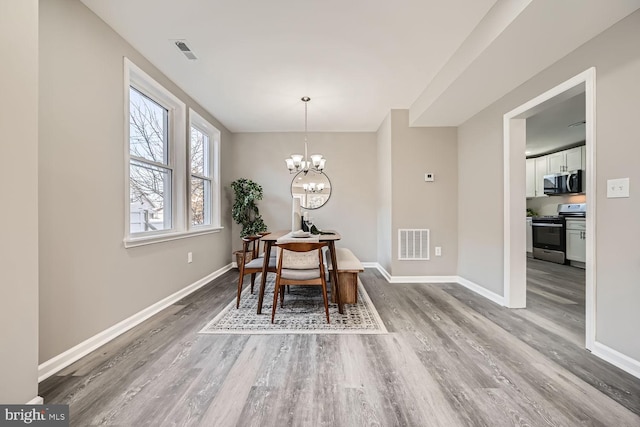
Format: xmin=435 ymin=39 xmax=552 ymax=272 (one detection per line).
xmin=291 ymin=171 xmax=332 ymax=210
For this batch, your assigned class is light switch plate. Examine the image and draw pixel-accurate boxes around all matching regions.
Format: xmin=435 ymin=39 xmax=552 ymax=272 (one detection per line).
xmin=607 ymin=178 xmax=630 ymax=198
xmin=424 ymin=173 xmax=434 ymax=182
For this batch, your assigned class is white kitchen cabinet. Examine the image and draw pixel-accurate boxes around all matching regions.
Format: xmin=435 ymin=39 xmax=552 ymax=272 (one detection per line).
xmin=547 ymin=146 xmax=584 ymax=173
xmin=534 ymin=156 xmax=548 ymax=197
xmin=566 ymin=146 xmax=583 ymax=171
xmin=547 ymin=151 xmax=564 ymax=174
xmin=526 ymin=158 xmax=536 ymax=198
xmin=566 ymin=219 xmax=586 ymax=264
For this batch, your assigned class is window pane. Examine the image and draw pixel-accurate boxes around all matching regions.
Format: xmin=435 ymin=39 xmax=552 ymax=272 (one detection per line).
xmin=130 ymin=87 xmax=168 ymax=164
xmin=130 ymin=161 xmax=171 ymax=233
xmin=191 ymin=176 xmax=211 ymax=226
xmin=190 ymin=126 xmax=208 ymax=175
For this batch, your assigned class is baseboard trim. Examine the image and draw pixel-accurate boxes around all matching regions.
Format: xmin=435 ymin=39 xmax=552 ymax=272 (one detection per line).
xmin=38 ymin=263 xmax=233 ymax=383
xmin=27 ymin=396 xmax=44 ymax=404
xmin=456 ymin=276 xmax=506 ymax=306
xmin=373 ymin=263 xmax=392 ymax=282
xmin=592 ymin=341 xmax=640 ymax=379
xmin=373 ymin=264 xmax=505 ymax=306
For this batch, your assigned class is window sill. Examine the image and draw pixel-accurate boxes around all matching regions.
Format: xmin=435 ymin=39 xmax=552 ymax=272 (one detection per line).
xmin=124 ymin=227 xmax=223 ymax=248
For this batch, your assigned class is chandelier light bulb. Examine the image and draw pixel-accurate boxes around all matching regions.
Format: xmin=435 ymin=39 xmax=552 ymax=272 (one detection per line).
xmin=285 ymin=158 xmax=295 ymax=171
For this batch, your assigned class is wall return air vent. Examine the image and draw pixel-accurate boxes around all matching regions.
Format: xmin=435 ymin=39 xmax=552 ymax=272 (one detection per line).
xmin=398 ymin=229 xmax=430 ymax=260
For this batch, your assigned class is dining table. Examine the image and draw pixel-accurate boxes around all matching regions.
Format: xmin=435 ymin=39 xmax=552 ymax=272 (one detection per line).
xmin=257 ymin=230 xmax=344 ymax=315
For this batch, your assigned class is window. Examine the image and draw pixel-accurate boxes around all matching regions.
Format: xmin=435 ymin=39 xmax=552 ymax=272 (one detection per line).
xmin=189 ymin=109 xmax=221 ymax=228
xmin=124 ymin=59 xmax=221 ymax=247
xmin=126 ymin=59 xmax=186 ymax=241
xmin=129 ymin=87 xmax=172 ymax=232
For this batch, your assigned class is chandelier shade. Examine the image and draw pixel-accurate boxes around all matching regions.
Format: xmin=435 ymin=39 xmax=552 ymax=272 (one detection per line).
xmin=285 ymin=97 xmax=326 ymax=174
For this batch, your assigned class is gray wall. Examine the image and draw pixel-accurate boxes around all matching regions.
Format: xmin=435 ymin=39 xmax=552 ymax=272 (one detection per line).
xmin=38 ymin=0 xmax=233 ymax=362
xmin=376 ymin=113 xmax=393 ymax=272
xmin=389 ymin=111 xmax=458 ymax=276
xmin=458 ymin=10 xmax=640 ymax=360
xmin=229 ymin=132 xmax=378 ymax=262
xmin=0 ymin=0 xmax=40 ymax=403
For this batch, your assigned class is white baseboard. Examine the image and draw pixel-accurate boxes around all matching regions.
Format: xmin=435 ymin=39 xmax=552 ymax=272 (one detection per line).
xmin=592 ymin=341 xmax=640 ymax=379
xmin=38 ymin=263 xmax=233 ymax=382
xmin=456 ymin=276 xmax=506 ymax=306
xmin=27 ymin=396 xmax=44 ymax=404
xmin=374 ymin=263 xmax=455 ymax=284
xmin=373 ymin=264 xmax=468 ymax=286
xmin=373 ymin=263 xmax=392 ymax=282
xmin=374 ymin=264 xmax=505 ymax=306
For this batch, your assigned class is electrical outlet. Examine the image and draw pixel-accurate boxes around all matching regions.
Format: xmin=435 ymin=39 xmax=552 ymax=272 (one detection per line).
xmin=187 ymin=252 xmax=193 ymax=263
xmin=435 ymin=247 xmax=442 ymax=256
xmin=425 ymin=173 xmax=435 ymax=182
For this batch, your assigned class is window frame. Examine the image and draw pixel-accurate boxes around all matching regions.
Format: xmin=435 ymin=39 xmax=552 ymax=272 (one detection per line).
xmin=124 ymin=58 xmax=222 ymax=248
xmin=189 ymin=108 xmax=221 ymax=230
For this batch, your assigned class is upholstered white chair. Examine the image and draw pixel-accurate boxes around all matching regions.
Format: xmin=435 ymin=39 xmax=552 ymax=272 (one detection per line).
xmin=271 ymin=241 xmax=330 ymax=323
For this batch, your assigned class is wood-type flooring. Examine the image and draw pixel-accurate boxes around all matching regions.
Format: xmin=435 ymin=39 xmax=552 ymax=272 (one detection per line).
xmin=40 ymin=259 xmax=640 ymax=426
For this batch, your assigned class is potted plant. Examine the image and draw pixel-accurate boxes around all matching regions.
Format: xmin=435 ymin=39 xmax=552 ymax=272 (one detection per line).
xmin=231 ymin=178 xmax=268 ymax=266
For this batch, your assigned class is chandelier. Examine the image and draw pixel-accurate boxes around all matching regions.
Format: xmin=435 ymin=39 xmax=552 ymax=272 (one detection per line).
xmin=285 ymin=96 xmax=326 ymax=174
xmin=303 ymin=182 xmax=325 ymax=193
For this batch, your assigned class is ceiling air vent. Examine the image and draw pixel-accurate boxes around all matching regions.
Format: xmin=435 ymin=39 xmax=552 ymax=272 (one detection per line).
xmin=173 ymin=40 xmax=197 ymax=60
xmin=398 ymin=229 xmax=430 ymax=260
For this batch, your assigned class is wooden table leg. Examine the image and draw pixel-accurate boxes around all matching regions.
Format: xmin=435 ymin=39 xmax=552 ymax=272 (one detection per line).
xmin=327 ymin=241 xmax=343 ymax=314
xmin=257 ymin=241 xmax=272 ymax=314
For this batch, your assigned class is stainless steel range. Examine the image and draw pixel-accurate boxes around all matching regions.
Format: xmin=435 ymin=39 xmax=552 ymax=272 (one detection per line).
xmin=532 ymin=203 xmax=586 ymax=264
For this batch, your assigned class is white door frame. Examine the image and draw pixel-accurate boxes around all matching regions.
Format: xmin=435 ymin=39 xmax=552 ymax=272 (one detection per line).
xmin=503 ymin=67 xmax=596 ymax=351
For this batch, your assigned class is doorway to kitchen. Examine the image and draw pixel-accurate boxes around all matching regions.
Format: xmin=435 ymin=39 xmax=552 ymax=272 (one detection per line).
xmin=502 ymin=68 xmax=596 ymax=351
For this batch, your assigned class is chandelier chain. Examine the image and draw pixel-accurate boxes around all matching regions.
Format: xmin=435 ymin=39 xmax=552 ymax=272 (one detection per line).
xmin=285 ymin=96 xmax=326 ymax=174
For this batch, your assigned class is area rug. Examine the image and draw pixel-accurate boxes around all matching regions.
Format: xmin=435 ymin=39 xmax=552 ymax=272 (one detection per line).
xmin=199 ymin=274 xmax=388 ymax=334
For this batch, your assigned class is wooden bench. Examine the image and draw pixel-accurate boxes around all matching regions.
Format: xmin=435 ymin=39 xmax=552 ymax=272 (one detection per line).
xmin=326 ymin=248 xmax=364 ymax=304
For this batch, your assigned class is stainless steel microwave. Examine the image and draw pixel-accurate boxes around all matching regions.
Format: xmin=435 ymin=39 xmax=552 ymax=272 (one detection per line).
xmin=543 ymin=170 xmax=583 ymax=195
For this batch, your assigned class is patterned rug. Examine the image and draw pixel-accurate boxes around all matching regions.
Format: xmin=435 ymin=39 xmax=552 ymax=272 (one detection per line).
xmin=199 ymin=274 xmax=388 ymax=334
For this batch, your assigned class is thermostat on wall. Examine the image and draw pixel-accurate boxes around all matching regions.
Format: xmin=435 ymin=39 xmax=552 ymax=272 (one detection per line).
xmin=424 ymin=173 xmax=434 ymax=182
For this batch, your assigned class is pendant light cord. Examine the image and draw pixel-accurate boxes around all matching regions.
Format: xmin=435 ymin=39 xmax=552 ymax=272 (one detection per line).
xmin=304 ymin=98 xmax=308 ymax=160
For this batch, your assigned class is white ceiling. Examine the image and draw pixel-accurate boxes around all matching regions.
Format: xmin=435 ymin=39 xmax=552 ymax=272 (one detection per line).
xmin=79 ymin=0 xmax=640 ymax=132
xmin=526 ymin=92 xmax=586 ymax=157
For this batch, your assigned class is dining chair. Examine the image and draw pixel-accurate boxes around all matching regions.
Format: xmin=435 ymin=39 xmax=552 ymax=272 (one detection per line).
xmin=271 ymin=241 xmax=330 ymax=323
xmin=236 ymin=234 xmax=276 ymax=308
xmin=257 ymin=231 xmax=276 ymax=258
